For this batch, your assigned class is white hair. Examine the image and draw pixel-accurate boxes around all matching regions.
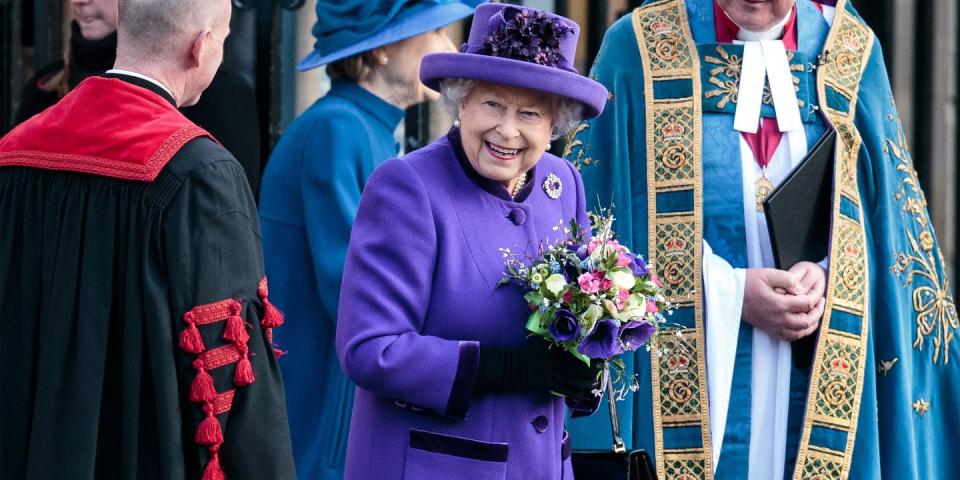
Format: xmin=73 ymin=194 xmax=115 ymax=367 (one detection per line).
xmin=439 ymin=78 xmax=585 ymax=140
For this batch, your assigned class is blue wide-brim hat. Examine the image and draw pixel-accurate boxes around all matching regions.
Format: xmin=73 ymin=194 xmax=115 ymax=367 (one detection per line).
xmin=419 ymin=3 xmax=607 ymax=118
xmin=298 ymin=0 xmax=477 ymax=71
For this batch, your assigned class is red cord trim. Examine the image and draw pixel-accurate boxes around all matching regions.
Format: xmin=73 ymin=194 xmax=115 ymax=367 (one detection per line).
xmin=189 ymin=298 xmax=242 ymax=326
xmin=212 ymin=390 xmax=236 ymax=416
xmin=199 ymin=344 xmax=242 ymax=370
xmin=179 ymin=292 xmax=262 ymax=479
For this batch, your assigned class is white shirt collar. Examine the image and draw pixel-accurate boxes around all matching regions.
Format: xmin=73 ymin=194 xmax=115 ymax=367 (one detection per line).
xmin=105 ymin=69 xmax=176 ymax=103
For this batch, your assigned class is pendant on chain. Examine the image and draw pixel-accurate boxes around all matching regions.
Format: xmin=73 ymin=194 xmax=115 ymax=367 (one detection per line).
xmin=755 ymin=173 xmax=773 ymax=212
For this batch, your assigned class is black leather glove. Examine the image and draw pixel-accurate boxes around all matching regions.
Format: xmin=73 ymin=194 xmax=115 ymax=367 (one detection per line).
xmin=475 ymin=338 xmax=603 ymax=399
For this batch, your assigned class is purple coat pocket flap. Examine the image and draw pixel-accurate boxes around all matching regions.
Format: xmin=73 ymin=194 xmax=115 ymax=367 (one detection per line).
xmin=403 ymin=429 xmax=508 ymax=479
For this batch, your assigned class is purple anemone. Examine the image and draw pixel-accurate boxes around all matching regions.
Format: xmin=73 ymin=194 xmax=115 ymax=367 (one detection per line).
xmin=577 ymin=319 xmax=623 ymax=359
xmin=619 ymin=320 xmax=656 ymax=351
xmin=548 ymin=308 xmax=580 ymax=341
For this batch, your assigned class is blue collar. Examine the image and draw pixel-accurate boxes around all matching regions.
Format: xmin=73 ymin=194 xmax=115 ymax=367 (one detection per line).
xmin=327 ymin=79 xmax=406 ymax=131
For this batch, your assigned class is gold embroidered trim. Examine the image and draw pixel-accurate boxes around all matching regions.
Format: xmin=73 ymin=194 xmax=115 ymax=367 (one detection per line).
xmin=634 ymin=1 xmax=712 ymax=478
xmin=704 ymin=46 xmax=805 ymax=109
xmin=794 ymin=2 xmax=872 ymax=479
xmin=886 ymin=123 xmax=959 ymax=365
xmin=563 ymin=123 xmax=594 ymax=169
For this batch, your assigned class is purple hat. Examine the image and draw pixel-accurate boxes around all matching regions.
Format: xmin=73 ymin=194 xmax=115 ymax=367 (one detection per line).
xmin=419 ymin=3 xmax=607 ymax=118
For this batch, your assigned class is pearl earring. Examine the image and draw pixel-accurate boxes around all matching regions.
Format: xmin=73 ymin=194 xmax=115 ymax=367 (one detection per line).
xmin=453 ymin=119 xmax=461 ymax=128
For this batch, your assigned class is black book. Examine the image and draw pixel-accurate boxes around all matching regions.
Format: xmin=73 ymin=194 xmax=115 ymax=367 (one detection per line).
xmin=763 ymin=128 xmax=836 ymax=369
xmin=763 ymin=128 xmax=836 ymax=270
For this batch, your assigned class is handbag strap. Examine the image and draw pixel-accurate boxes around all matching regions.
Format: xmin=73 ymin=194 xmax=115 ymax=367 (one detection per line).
xmin=605 ymin=362 xmax=627 ymax=453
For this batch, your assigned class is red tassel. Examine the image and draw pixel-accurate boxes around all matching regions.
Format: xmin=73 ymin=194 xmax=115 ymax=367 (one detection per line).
xmin=260 ymin=299 xmax=284 ymax=329
xmin=196 ymin=409 xmax=223 ymax=445
xmin=179 ymin=314 xmax=205 ymax=354
xmin=233 ymin=354 xmax=254 ymax=386
xmin=273 ymin=347 xmax=286 ymax=359
xmin=258 ymin=279 xmax=285 ymax=329
xmin=190 ymin=360 xmax=217 ymax=403
xmin=223 ymin=313 xmax=249 ymax=344
xmin=202 ymin=446 xmax=226 ymax=480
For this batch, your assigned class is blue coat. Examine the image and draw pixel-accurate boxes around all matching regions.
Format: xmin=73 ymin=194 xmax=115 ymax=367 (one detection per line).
xmin=259 ymin=79 xmax=404 ymax=480
xmin=336 ymin=131 xmax=588 ymax=480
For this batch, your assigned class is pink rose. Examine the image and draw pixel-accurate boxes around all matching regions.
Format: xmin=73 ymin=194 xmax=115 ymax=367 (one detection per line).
xmin=615 ymin=289 xmax=631 ymax=309
xmin=586 ymin=238 xmax=604 ymax=254
xmin=616 ymin=254 xmax=632 ymax=267
xmin=646 ymin=300 xmax=659 ymax=313
xmin=578 ymin=272 xmax=602 ymax=294
xmin=608 ymin=240 xmax=625 ymax=253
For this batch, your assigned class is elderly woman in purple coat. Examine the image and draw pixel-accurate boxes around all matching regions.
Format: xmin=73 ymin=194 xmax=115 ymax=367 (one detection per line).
xmin=336 ymin=3 xmax=609 ymax=479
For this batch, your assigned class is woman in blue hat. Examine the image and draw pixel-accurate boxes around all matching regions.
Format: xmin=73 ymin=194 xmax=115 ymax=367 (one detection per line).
xmin=335 ymin=3 xmax=608 ymax=479
xmin=258 ymin=1 xmax=475 ymax=478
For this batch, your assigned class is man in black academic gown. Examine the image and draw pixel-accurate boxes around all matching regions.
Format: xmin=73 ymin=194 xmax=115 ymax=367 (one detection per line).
xmin=0 ymin=0 xmax=295 ymax=478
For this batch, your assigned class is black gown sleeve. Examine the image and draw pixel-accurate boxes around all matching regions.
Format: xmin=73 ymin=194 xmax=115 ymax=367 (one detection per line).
xmin=160 ymin=138 xmax=294 ymax=479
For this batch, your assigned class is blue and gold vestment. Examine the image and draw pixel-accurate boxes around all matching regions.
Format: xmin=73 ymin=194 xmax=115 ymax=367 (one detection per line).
xmin=565 ymin=1 xmax=960 ymax=479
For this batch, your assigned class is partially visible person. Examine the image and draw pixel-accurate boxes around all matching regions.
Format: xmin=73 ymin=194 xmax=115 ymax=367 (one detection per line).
xmin=258 ymin=1 xmax=476 ymax=478
xmin=335 ymin=4 xmax=609 ymax=478
xmin=13 ymin=0 xmax=263 ymax=196
xmin=0 ymin=0 xmax=295 ymax=478
xmin=565 ymin=0 xmax=960 ymax=479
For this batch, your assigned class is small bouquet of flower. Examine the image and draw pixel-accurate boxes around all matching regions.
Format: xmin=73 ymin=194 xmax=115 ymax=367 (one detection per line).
xmin=499 ymin=207 xmax=670 ymax=399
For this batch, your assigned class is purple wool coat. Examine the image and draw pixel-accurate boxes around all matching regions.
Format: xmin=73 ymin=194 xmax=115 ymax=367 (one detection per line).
xmin=336 ymin=131 xmax=589 ymax=480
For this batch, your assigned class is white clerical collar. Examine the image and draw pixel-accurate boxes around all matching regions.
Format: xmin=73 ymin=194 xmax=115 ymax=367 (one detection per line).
xmin=105 ymin=69 xmax=176 ymax=103
xmin=725 ymin=5 xmax=802 ymax=135
xmin=730 ymin=8 xmax=793 ymax=42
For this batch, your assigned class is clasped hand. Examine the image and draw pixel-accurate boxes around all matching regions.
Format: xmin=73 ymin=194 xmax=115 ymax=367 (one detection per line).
xmin=742 ymin=261 xmax=827 ymax=341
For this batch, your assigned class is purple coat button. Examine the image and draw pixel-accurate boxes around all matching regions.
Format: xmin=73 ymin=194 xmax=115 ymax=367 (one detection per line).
xmin=508 ymin=208 xmax=526 ymax=225
xmin=532 ymin=415 xmax=549 ymax=433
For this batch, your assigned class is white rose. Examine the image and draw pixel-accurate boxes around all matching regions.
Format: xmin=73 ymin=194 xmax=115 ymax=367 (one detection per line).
xmin=544 ymin=273 xmax=568 ymax=296
xmin=608 ymin=270 xmax=636 ymax=290
xmin=581 ymin=304 xmax=603 ymax=333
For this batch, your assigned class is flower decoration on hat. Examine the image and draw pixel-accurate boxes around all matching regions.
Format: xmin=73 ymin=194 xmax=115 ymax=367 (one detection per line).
xmin=420 ymin=3 xmax=608 ymax=118
xmin=477 ymin=6 xmax=575 ymax=71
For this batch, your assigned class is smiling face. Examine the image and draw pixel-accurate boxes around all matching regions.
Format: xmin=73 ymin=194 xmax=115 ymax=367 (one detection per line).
xmin=717 ymin=0 xmax=795 ymax=31
xmin=71 ymin=0 xmax=119 ymax=41
xmin=457 ymin=82 xmax=555 ymax=189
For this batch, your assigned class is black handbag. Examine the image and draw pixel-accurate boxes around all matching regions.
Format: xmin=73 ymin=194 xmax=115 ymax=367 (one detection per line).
xmin=571 ymin=365 xmax=657 ymax=480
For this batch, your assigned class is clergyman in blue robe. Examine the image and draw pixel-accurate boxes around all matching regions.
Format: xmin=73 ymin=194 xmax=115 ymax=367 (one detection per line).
xmin=565 ymin=1 xmax=960 ymax=479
